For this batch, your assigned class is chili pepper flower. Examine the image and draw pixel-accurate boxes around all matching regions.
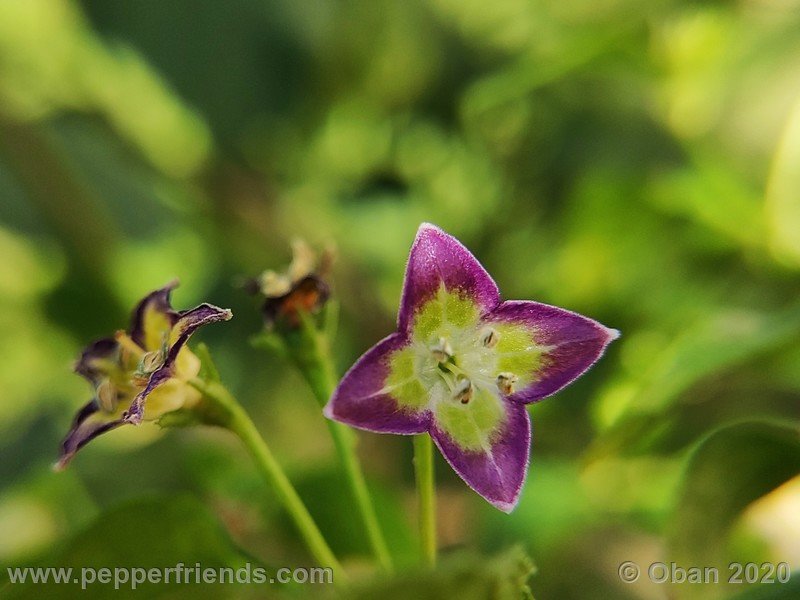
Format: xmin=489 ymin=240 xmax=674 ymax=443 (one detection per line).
xmin=246 ymin=238 xmax=334 ymax=328
xmin=324 ymin=224 xmax=619 ymax=511
xmin=56 ymin=280 xmax=232 ymax=469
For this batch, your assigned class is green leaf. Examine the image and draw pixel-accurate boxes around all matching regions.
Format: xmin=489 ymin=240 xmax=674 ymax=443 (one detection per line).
xmin=668 ymin=421 xmax=800 ymax=590
xmin=343 ymin=546 xmax=535 ymax=600
xmin=730 ymin=574 xmax=800 ymax=599
xmin=1 ymin=495 xmax=260 ymax=599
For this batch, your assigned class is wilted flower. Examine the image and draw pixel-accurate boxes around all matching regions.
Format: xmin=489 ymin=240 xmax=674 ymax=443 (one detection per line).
xmin=324 ymin=224 xmax=618 ymax=511
xmin=57 ymin=281 xmax=232 ymax=469
xmin=246 ymin=238 xmax=334 ymax=328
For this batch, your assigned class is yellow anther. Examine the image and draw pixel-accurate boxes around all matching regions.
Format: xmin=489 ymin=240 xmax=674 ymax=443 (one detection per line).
xmin=96 ymin=379 xmax=118 ymax=412
xmin=114 ymin=331 xmax=145 ymax=359
xmin=139 ymin=350 xmax=164 ymax=374
xmin=496 ymin=372 xmax=518 ymax=395
xmin=454 ymin=376 xmax=473 ymax=404
xmin=480 ymin=327 xmax=499 ymax=348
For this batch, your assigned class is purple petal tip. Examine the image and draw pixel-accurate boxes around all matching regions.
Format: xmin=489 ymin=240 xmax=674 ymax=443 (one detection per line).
xmin=492 ymin=498 xmax=519 ymax=514
xmin=417 ymin=222 xmax=441 ymax=234
xmin=398 ymin=222 xmax=500 ymax=332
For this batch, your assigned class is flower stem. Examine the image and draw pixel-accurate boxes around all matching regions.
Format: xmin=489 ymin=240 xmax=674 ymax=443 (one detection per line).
xmin=189 ymin=378 xmax=347 ymax=582
xmin=413 ymin=434 xmax=436 ymax=567
xmin=275 ymin=313 xmax=394 ymax=573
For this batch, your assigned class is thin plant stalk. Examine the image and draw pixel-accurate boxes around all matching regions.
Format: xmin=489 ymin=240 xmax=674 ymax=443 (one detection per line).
xmin=276 ymin=310 xmax=394 ymax=572
xmin=413 ymin=434 xmax=436 ymax=567
xmin=189 ymin=378 xmax=347 ymax=583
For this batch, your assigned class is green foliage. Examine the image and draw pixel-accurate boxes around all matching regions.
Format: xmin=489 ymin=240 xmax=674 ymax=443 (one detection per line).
xmin=0 ymin=496 xmax=261 ymax=599
xmin=343 ymin=546 xmax=535 ymax=600
xmin=593 ymin=304 xmax=800 ymax=456
xmin=730 ymin=575 xmax=800 ymax=600
xmin=668 ymin=421 xmax=800 ymax=570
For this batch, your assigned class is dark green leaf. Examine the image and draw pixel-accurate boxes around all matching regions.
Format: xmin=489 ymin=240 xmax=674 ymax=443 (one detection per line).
xmin=1 ymin=495 xmax=266 ymax=599
xmin=668 ymin=421 xmax=800 ymax=575
xmin=730 ymin=574 xmax=800 ymax=600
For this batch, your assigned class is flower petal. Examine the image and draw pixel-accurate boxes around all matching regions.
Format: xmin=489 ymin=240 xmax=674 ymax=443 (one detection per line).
xmin=55 ymin=400 xmax=126 ymax=470
xmin=398 ymin=224 xmax=500 ymax=334
xmin=166 ymin=303 xmax=234 ymax=363
xmin=124 ymin=368 xmax=172 ymax=424
xmin=125 ymin=303 xmax=232 ymax=424
xmin=324 ymin=333 xmax=432 ymax=434
xmin=431 ymin=395 xmax=531 ymax=512
xmin=74 ymin=337 xmax=118 ymax=385
xmin=486 ymin=300 xmax=619 ymax=404
xmin=130 ymin=280 xmax=181 ymax=351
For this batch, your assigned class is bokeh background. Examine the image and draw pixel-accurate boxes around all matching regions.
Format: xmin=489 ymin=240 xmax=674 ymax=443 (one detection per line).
xmin=1 ymin=0 xmax=800 ymax=598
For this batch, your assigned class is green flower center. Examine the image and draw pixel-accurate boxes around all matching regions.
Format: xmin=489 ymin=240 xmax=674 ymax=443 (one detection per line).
xmin=387 ymin=286 xmax=548 ymax=451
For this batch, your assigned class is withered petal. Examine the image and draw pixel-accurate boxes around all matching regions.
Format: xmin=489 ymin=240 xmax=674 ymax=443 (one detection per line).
xmin=55 ymin=399 xmax=126 ymax=470
xmin=129 ymin=279 xmax=180 ymax=349
xmin=74 ymin=337 xmax=118 ymax=385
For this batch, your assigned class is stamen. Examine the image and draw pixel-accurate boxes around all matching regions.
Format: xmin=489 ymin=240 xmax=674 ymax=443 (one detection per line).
xmin=496 ymin=372 xmax=518 ymax=395
xmin=96 ymin=379 xmax=118 ymax=412
xmin=138 ymin=350 xmax=164 ymax=375
xmin=454 ymin=376 xmax=473 ymax=404
xmin=114 ymin=331 xmax=145 ymax=359
xmin=480 ymin=327 xmax=498 ymax=348
xmin=430 ymin=337 xmax=453 ymax=363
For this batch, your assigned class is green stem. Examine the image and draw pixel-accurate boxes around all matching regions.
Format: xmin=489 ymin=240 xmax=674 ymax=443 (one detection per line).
xmin=280 ymin=316 xmax=394 ymax=573
xmin=189 ymin=378 xmax=347 ymax=583
xmin=413 ymin=434 xmax=436 ymax=567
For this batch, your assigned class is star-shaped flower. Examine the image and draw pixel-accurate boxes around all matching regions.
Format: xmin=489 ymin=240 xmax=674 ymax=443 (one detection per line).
xmin=324 ymin=224 xmax=618 ymax=511
xmin=57 ymin=281 xmax=232 ymax=469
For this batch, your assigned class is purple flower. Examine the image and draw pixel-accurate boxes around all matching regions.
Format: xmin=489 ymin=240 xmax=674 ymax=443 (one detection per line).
xmin=324 ymin=224 xmax=618 ymax=512
xmin=57 ymin=281 xmax=232 ymax=470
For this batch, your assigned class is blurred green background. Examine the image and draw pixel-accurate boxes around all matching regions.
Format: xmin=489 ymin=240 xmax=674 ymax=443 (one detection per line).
xmin=1 ymin=0 xmax=799 ymax=598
